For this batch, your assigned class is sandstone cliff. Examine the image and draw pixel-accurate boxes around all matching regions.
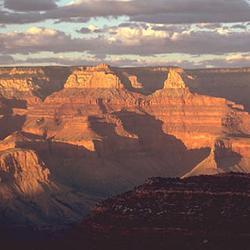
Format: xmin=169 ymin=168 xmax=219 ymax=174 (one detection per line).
xmin=164 ymin=68 xmax=187 ymax=89
xmin=0 ymin=149 xmax=50 ymax=195
xmin=20 ymin=67 xmax=250 ymax=182
xmin=0 ymin=146 xmax=97 ymax=225
xmin=0 ymin=65 xmax=250 ymax=227
xmin=0 ymin=67 xmax=70 ymax=104
xmin=128 ymin=75 xmax=143 ymax=89
xmin=65 ymin=64 xmax=124 ymax=89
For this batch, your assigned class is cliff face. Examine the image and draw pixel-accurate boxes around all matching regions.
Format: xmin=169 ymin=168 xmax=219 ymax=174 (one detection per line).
xmin=21 ymin=67 xmax=250 ymax=179
xmin=65 ymin=64 xmax=124 ymax=89
xmin=163 ymin=68 xmax=187 ymax=89
xmin=0 ymin=65 xmax=250 ymax=226
xmin=186 ymin=68 xmax=250 ymax=113
xmin=128 ymin=75 xmax=143 ymax=89
xmin=0 ymin=67 xmax=46 ymax=104
xmin=0 ymin=67 xmax=70 ymax=103
xmin=0 ymin=149 xmax=50 ymax=195
xmin=156 ymin=72 xmax=250 ymax=174
xmin=0 ymin=147 xmax=96 ymax=225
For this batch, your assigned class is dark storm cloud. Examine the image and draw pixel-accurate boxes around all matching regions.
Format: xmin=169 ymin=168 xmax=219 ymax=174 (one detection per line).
xmin=0 ymin=9 xmax=44 ymax=24
xmin=0 ymin=0 xmax=250 ymax=24
xmin=49 ymin=0 xmax=250 ymax=24
xmin=231 ymin=24 xmax=247 ymax=29
xmin=77 ymin=27 xmax=103 ymax=34
xmin=4 ymin=0 xmax=58 ymax=11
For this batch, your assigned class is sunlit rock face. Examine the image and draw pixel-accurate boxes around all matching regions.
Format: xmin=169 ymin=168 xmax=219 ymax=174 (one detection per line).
xmin=0 ymin=146 xmax=95 ymax=225
xmin=0 ymin=66 xmax=70 ymax=104
xmin=0 ymin=67 xmax=46 ymax=104
xmin=65 ymin=64 xmax=124 ymax=89
xmin=145 ymin=69 xmax=250 ymax=156
xmin=128 ymin=75 xmax=144 ymax=89
xmin=0 ymin=149 xmax=50 ymax=195
xmin=0 ymin=65 xmax=250 ymax=226
xmin=164 ymin=68 xmax=187 ymax=89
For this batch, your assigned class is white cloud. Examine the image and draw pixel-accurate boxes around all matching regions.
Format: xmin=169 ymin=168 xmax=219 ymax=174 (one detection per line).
xmin=108 ymin=25 xmax=169 ymax=45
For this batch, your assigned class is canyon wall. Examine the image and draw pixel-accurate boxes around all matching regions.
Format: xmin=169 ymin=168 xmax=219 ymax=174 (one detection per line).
xmin=0 ymin=64 xmax=250 ymax=225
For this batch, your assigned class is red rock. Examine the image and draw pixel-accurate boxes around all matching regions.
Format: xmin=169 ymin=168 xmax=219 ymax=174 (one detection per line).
xmin=65 ymin=64 xmax=124 ymax=89
xmin=0 ymin=65 xmax=250 ymax=226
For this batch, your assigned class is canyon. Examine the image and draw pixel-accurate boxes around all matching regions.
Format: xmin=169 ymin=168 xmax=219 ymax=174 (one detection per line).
xmin=0 ymin=64 xmax=250 ymax=227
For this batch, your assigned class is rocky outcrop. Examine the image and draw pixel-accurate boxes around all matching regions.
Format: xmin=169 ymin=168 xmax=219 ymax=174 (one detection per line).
xmin=186 ymin=68 xmax=250 ymax=113
xmin=0 ymin=65 xmax=250 ymax=227
xmin=80 ymin=173 xmax=250 ymax=249
xmin=0 ymin=149 xmax=50 ymax=195
xmin=182 ymin=138 xmax=245 ymax=178
xmin=0 ymin=67 xmax=70 ymax=103
xmin=20 ymin=67 xmax=250 ymax=181
xmin=164 ymin=68 xmax=187 ymax=89
xmin=182 ymin=149 xmax=221 ymax=177
xmin=146 ymin=69 xmax=250 ymax=148
xmin=65 ymin=64 xmax=124 ymax=89
xmin=0 ymin=147 xmax=96 ymax=225
xmin=0 ymin=67 xmax=47 ymax=103
xmin=128 ymin=75 xmax=143 ymax=89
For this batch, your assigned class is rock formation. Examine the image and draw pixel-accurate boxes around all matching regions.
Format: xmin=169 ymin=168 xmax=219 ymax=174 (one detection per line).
xmin=128 ymin=75 xmax=143 ymax=89
xmin=146 ymin=69 xmax=250 ymax=152
xmin=0 ymin=64 xmax=250 ymax=227
xmin=164 ymin=68 xmax=187 ymax=89
xmin=0 ymin=67 xmax=70 ymax=104
xmin=0 ymin=146 xmax=96 ymax=225
xmin=0 ymin=149 xmax=50 ymax=195
xmin=65 ymin=64 xmax=124 ymax=89
xmin=182 ymin=149 xmax=221 ymax=178
xmin=18 ymin=66 xmax=250 ymax=184
xmin=79 ymin=173 xmax=250 ymax=250
xmin=182 ymin=137 xmax=244 ymax=178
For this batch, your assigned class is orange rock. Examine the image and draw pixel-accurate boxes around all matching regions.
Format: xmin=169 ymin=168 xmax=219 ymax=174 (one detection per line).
xmin=164 ymin=68 xmax=187 ymax=89
xmin=128 ymin=75 xmax=143 ymax=89
xmin=0 ymin=149 xmax=50 ymax=195
xmin=65 ymin=64 xmax=124 ymax=89
xmin=1 ymin=65 xmax=250 ymax=225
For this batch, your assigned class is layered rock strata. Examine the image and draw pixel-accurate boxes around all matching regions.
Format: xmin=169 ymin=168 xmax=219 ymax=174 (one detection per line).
xmin=65 ymin=64 xmax=124 ymax=89
xmin=0 ymin=65 xmax=250 ymax=226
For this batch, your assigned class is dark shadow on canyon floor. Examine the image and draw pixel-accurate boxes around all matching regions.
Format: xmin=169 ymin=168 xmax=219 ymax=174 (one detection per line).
xmin=90 ymin=111 xmax=210 ymax=177
xmin=0 ymin=115 xmax=26 ymax=140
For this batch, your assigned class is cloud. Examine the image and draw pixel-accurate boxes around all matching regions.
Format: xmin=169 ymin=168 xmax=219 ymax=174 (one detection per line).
xmin=0 ymin=27 xmax=106 ymax=54
xmin=131 ymin=0 xmax=250 ymax=24
xmin=0 ymin=25 xmax=250 ymax=57
xmin=108 ymin=25 xmax=169 ymax=46
xmin=77 ymin=24 xmax=103 ymax=34
xmin=3 ymin=51 xmax=250 ymax=68
xmin=0 ymin=0 xmax=250 ymax=24
xmin=0 ymin=54 xmax=15 ymax=65
xmin=198 ymin=53 xmax=250 ymax=68
xmin=4 ymin=0 xmax=58 ymax=11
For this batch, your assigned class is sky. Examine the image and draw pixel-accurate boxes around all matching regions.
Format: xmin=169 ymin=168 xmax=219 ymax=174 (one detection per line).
xmin=0 ymin=0 xmax=250 ymax=68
